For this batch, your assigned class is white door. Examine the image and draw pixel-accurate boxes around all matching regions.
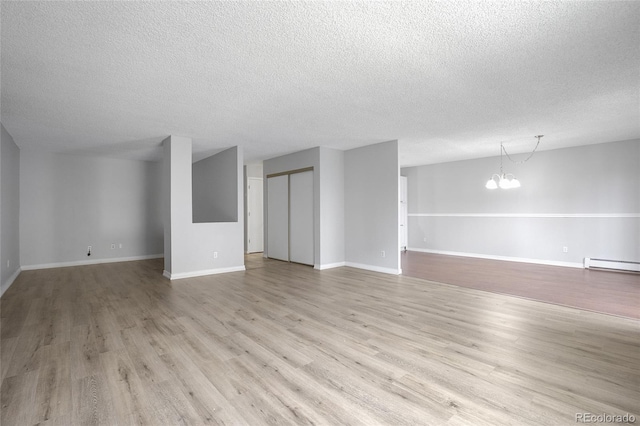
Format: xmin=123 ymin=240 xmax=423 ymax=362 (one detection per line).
xmin=267 ymin=175 xmax=289 ymax=261
xmin=400 ymin=176 xmax=408 ymax=251
xmin=247 ymin=177 xmax=264 ymax=253
xmin=289 ymin=170 xmax=314 ymax=265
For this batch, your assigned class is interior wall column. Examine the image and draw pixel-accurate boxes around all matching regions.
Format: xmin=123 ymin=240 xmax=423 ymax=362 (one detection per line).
xmin=162 ymin=135 xmax=193 ymax=276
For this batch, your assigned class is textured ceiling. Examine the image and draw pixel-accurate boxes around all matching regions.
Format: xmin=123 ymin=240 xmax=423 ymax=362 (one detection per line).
xmin=1 ymin=1 xmax=639 ymax=166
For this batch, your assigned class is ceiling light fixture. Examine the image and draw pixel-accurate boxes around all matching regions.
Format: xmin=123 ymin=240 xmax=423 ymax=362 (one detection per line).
xmin=485 ymin=135 xmax=543 ymax=190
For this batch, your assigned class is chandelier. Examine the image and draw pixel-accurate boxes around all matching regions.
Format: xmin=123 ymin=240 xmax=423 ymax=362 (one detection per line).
xmin=485 ymin=135 xmax=543 ymax=190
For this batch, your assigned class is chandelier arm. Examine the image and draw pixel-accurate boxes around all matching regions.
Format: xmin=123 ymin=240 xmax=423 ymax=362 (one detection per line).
xmin=502 ymin=135 xmax=543 ymax=165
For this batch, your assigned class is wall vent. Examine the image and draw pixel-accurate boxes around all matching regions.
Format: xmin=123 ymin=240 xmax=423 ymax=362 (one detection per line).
xmin=584 ymin=258 xmax=640 ymax=273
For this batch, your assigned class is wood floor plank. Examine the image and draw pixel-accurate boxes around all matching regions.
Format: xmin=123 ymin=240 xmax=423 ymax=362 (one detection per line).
xmin=301 ymin=357 xmax=440 ymax=425
xmin=32 ymin=412 xmax=73 ymax=426
xmin=4 ymin=323 xmax=45 ymax=377
xmin=145 ymin=379 xmax=202 ymax=425
xmin=1 ymin=255 xmax=638 ymax=425
xmin=99 ymin=348 xmax=157 ymax=424
xmin=24 ymin=297 xmax=51 ymax=327
xmin=43 ymin=308 xmax=72 ymax=347
xmin=33 ymin=342 xmax=72 ymax=423
xmin=1 ymin=295 xmax=31 ymax=340
xmin=0 ymin=336 xmax=18 ymax=381
xmin=157 ymin=348 xmax=245 ymax=425
xmin=230 ymin=352 xmax=358 ymax=426
xmin=175 ymin=316 xmax=243 ymax=362
xmin=69 ymin=324 xmax=102 ymax=381
xmin=1 ymin=371 xmax=39 ymax=426
xmin=120 ymin=326 xmax=173 ymax=386
xmin=90 ymin=308 xmax=126 ymax=354
xmin=71 ymin=374 xmax=118 ymax=425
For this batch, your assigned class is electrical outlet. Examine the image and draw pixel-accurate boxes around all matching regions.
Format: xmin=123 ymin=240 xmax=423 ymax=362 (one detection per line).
xmin=563 ymin=246 xmax=568 ymax=253
xmin=119 ymin=243 xmax=122 ymax=249
xmin=214 ymin=252 xmax=218 ymax=259
xmin=7 ymin=260 xmax=10 ymax=268
xmin=87 ymin=246 xmax=92 ymax=257
xmin=381 ymin=250 xmax=386 ymax=258
xmin=111 ymin=244 xmax=116 ymax=249
xmin=423 ymin=237 xmax=427 ymax=242
xmin=88 ymin=246 xmax=92 ymax=251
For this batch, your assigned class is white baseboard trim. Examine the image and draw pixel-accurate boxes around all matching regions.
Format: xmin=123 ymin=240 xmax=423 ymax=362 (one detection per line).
xmin=314 ymin=262 xmax=346 ymax=270
xmin=21 ymin=254 xmax=164 ymax=271
xmin=1 ymin=267 xmax=22 ymax=298
xmin=164 ymin=266 xmax=246 ymax=280
xmin=407 ymin=248 xmax=583 ymax=269
xmin=345 ymin=262 xmax=401 ymax=275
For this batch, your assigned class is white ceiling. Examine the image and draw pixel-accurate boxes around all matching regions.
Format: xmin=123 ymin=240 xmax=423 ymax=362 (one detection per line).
xmin=1 ymin=1 xmax=639 ymax=166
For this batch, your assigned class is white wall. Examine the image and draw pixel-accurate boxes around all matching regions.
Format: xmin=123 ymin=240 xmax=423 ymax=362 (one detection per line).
xmin=345 ymin=140 xmax=400 ymax=274
xmin=192 ymin=147 xmax=238 ymax=223
xmin=263 ymin=147 xmax=345 ymax=269
xmin=20 ymin=151 xmax=163 ymax=268
xmin=163 ymin=137 xmax=244 ymax=279
xmin=245 ymin=164 xmax=263 ymax=179
xmin=402 ymin=139 xmax=640 ymax=266
xmin=244 ymin=163 xmax=264 ymax=253
xmin=1 ymin=124 xmax=21 ymax=296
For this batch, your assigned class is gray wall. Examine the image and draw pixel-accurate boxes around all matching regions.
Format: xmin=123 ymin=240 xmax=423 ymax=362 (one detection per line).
xmin=1 ymin=124 xmax=21 ymax=296
xmin=263 ymin=142 xmax=399 ymax=273
xmin=263 ymin=147 xmax=345 ymax=268
xmin=345 ymin=140 xmax=400 ymax=273
xmin=192 ymin=147 xmax=238 ymax=223
xmin=402 ymin=139 xmax=640 ymax=266
xmin=20 ymin=151 xmax=163 ymax=267
xmin=163 ymin=136 xmax=244 ymax=278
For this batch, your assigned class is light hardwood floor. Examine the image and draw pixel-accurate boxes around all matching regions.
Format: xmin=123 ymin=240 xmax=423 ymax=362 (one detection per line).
xmin=1 ymin=255 xmax=639 ymax=425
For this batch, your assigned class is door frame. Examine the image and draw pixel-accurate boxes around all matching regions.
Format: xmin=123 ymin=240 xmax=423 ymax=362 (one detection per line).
xmin=246 ymin=177 xmax=264 ymax=253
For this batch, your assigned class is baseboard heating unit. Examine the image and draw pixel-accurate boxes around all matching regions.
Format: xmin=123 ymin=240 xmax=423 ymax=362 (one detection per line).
xmin=584 ymin=258 xmax=640 ymax=273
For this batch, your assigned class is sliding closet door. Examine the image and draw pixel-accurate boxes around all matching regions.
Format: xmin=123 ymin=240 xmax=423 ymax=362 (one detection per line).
xmin=289 ymin=170 xmax=314 ymax=265
xmin=267 ymin=175 xmax=289 ymax=261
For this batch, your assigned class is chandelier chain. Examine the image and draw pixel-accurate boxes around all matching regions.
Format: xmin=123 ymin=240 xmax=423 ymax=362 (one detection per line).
xmin=502 ymin=135 xmax=543 ymax=165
